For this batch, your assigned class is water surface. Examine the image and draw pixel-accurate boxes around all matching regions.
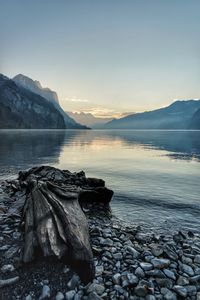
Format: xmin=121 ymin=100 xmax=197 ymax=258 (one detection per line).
xmin=0 ymin=129 xmax=199 ymax=233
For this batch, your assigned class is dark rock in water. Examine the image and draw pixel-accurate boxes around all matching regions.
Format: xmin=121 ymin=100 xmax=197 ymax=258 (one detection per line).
xmin=79 ymin=187 xmax=113 ymax=205
xmin=86 ymin=178 xmax=105 ymax=187
xmin=9 ymin=166 xmax=113 ymax=283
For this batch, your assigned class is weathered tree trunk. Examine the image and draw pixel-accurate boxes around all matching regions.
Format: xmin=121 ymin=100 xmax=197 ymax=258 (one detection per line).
xmin=6 ymin=166 xmax=113 ymax=283
xmin=22 ymin=180 xmax=94 ymax=282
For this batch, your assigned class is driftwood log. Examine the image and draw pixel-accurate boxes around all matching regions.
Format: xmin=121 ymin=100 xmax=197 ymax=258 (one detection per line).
xmin=16 ymin=166 xmax=113 ymax=282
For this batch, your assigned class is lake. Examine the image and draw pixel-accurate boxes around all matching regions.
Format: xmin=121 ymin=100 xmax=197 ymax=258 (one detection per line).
xmin=0 ymin=129 xmax=200 ymax=233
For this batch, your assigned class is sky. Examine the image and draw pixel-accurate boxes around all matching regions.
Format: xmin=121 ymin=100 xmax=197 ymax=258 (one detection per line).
xmin=1 ymin=0 xmax=200 ymax=118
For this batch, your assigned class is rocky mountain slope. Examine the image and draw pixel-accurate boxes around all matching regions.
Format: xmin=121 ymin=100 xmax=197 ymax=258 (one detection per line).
xmin=0 ymin=74 xmax=66 ymax=129
xmin=13 ymin=74 xmax=59 ymax=105
xmin=13 ymin=74 xmax=87 ymax=129
xmin=189 ymin=108 xmax=200 ymax=129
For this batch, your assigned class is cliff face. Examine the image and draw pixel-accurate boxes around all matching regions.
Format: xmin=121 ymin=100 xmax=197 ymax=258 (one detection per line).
xmin=13 ymin=74 xmax=88 ymax=129
xmin=0 ymin=74 xmax=65 ymax=129
xmin=13 ymin=74 xmax=59 ymax=104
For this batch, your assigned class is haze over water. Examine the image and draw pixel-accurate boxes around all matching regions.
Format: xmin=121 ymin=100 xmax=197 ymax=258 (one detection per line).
xmin=0 ymin=129 xmax=199 ymax=233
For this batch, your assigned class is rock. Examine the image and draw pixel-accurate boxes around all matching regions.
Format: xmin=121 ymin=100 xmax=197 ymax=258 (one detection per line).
xmin=163 ymin=246 xmax=178 ymax=261
xmin=1 ymin=264 xmax=15 ymax=273
xmin=177 ymin=275 xmax=189 ymax=285
xmin=190 ymin=274 xmax=200 ymax=284
xmin=87 ymin=292 xmax=102 ymax=300
xmin=126 ymin=246 xmax=140 ymax=258
xmin=135 ymin=267 xmax=145 ymax=278
xmin=67 ymin=275 xmax=80 ymax=290
xmin=39 ymin=285 xmax=51 ymax=299
xmin=194 ymin=255 xmax=200 ymax=264
xmin=150 ymin=244 xmax=163 ymax=257
xmin=156 ymin=278 xmax=173 ymax=289
xmin=25 ymin=295 xmax=32 ymax=300
xmin=95 ymin=265 xmax=104 ymax=276
xmin=87 ymin=283 xmax=105 ymax=296
xmin=161 ymin=288 xmax=177 ymax=300
xmin=86 ymin=178 xmax=105 ymax=187
xmin=112 ymin=273 xmax=121 ymax=285
xmin=163 ymin=269 xmax=176 ymax=280
xmin=173 ymin=285 xmax=187 ymax=297
xmin=79 ymin=187 xmax=113 ymax=205
xmin=55 ymin=292 xmax=65 ymax=300
xmin=145 ymin=269 xmax=165 ymax=278
xmin=179 ymin=263 xmax=194 ymax=276
xmin=146 ymin=296 xmax=156 ymax=300
xmin=114 ymin=284 xmax=124 ymax=294
xmin=140 ymin=262 xmax=153 ymax=271
xmin=134 ymin=282 xmax=148 ymax=297
xmin=0 ymin=245 xmax=10 ymax=251
xmin=65 ymin=290 xmax=76 ymax=300
xmin=186 ymin=285 xmax=197 ymax=296
xmin=99 ymin=237 xmax=113 ymax=247
xmin=0 ymin=276 xmax=19 ymax=288
xmin=113 ymin=252 xmax=123 ymax=260
xmin=151 ymin=258 xmax=170 ymax=269
xmin=4 ymin=246 xmax=19 ymax=259
xmin=74 ymin=293 xmax=81 ymax=300
xmin=127 ymin=273 xmax=139 ymax=286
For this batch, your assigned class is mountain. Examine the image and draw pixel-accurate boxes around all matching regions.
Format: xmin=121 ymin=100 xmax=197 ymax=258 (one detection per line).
xmin=104 ymin=100 xmax=200 ymax=129
xmin=13 ymin=74 xmax=59 ymax=105
xmin=67 ymin=111 xmax=112 ymax=128
xmin=189 ymin=108 xmax=200 ymax=129
xmin=13 ymin=74 xmax=87 ymax=129
xmin=0 ymin=74 xmax=65 ymax=129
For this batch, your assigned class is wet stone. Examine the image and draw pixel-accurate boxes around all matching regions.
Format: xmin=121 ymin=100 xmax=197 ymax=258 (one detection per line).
xmin=39 ymin=285 xmax=50 ymax=299
xmin=151 ymin=258 xmax=170 ymax=269
xmin=55 ymin=292 xmax=65 ymax=300
xmin=112 ymin=273 xmax=121 ymax=285
xmin=126 ymin=246 xmax=140 ymax=258
xmin=173 ymin=285 xmax=187 ymax=297
xmin=140 ymin=262 xmax=153 ymax=271
xmin=179 ymin=263 xmax=194 ymax=276
xmin=87 ymin=283 xmax=105 ymax=296
xmin=163 ymin=269 xmax=176 ymax=280
xmin=1 ymin=264 xmax=15 ymax=273
xmin=135 ymin=267 xmax=145 ymax=278
xmin=65 ymin=290 xmax=76 ymax=300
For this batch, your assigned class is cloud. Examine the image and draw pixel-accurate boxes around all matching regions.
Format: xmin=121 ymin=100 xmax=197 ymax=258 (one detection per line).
xmin=65 ymin=97 xmax=89 ymax=103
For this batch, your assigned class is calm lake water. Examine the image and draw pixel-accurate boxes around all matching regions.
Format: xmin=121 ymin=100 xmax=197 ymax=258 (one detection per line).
xmin=0 ymin=129 xmax=200 ymax=233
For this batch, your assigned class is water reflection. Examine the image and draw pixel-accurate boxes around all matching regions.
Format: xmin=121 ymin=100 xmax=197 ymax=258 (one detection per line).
xmin=0 ymin=130 xmax=66 ymax=176
xmin=64 ymin=130 xmax=200 ymax=162
xmin=0 ymin=130 xmax=199 ymax=177
xmin=0 ymin=129 xmax=199 ymax=232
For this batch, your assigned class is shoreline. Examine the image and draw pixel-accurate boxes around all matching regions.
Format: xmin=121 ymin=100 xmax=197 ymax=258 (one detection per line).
xmin=0 ymin=169 xmax=200 ymax=299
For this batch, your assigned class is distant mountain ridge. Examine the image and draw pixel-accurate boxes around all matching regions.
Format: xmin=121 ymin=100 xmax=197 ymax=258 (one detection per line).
xmin=67 ymin=111 xmax=113 ymax=128
xmin=104 ymin=100 xmax=200 ymax=129
xmin=12 ymin=74 xmax=87 ymax=129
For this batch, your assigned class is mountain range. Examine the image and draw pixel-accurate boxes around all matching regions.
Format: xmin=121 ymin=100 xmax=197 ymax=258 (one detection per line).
xmin=66 ymin=111 xmax=113 ymax=128
xmin=104 ymin=100 xmax=200 ymax=129
xmin=0 ymin=74 xmax=87 ymax=129
xmin=0 ymin=73 xmax=200 ymax=130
